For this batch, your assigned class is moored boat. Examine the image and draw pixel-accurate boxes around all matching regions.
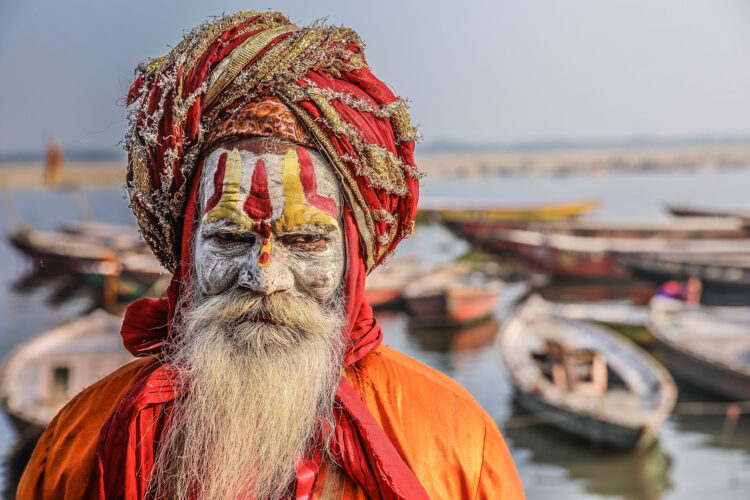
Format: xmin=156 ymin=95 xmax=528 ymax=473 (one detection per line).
xmin=478 ymin=227 xmax=750 ymax=280
xmin=59 ymin=220 xmax=145 ymax=249
xmin=8 ymin=225 xmax=149 ymax=273
xmin=403 ymin=263 xmax=502 ymax=326
xmin=446 ymin=216 xmax=748 ymax=250
xmin=648 ymin=296 xmax=750 ymax=399
xmin=548 ymin=301 xmax=652 ymax=345
xmin=419 ymin=197 xmax=600 ymax=222
xmin=667 ymin=202 xmax=750 ymax=220
xmin=498 ymin=295 xmax=676 ymax=449
xmin=0 ymin=311 xmax=132 ymax=432
xmin=620 ymin=253 xmax=750 ymax=305
xmin=364 ymin=259 xmax=416 ymax=309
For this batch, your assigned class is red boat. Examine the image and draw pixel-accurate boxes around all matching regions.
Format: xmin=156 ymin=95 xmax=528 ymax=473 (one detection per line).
xmin=667 ymin=202 xmax=750 ymax=220
xmin=447 ymin=216 xmax=749 ymax=250
xmin=482 ymin=227 xmax=750 ymax=280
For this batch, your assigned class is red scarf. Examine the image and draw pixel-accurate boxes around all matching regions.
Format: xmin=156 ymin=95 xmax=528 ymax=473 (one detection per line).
xmin=95 ymin=172 xmax=429 ymax=499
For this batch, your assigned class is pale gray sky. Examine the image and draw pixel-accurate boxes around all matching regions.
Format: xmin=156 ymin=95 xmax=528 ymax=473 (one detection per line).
xmin=1 ymin=0 xmax=749 ymax=154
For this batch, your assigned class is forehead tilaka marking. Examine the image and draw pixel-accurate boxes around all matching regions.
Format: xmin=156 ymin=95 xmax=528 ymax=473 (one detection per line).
xmin=202 ymin=146 xmax=341 ymax=267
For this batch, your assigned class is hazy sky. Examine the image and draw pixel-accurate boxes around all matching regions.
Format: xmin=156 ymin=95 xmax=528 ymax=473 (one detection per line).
xmin=1 ymin=0 xmax=749 ymax=154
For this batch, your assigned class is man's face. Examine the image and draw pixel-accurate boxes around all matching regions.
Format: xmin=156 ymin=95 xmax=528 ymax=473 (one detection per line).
xmin=194 ymin=138 xmax=345 ymax=303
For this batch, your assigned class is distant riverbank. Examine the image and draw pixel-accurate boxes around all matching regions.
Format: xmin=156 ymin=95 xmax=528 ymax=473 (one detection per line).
xmin=0 ymin=162 xmax=124 ymax=189
xmin=417 ymin=144 xmax=750 ymax=177
xmin=2 ymin=143 xmax=750 ymax=189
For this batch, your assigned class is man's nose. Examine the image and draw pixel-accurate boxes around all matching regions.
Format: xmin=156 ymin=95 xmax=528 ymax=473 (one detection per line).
xmin=237 ymin=250 xmax=294 ymax=295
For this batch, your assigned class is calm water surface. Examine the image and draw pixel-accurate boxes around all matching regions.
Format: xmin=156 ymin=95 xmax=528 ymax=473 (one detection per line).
xmin=1 ymin=169 xmax=750 ymax=498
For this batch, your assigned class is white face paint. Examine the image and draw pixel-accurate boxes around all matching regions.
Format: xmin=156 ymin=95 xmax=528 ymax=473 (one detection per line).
xmin=194 ymin=138 xmax=345 ymax=303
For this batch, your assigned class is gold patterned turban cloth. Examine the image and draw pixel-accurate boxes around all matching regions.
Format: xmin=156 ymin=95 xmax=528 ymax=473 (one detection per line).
xmin=124 ymin=11 xmax=421 ymax=274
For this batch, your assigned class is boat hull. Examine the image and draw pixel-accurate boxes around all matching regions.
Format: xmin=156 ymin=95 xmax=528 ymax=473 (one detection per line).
xmin=653 ymin=339 xmax=750 ymax=400
xmin=364 ymin=288 xmax=403 ymax=309
xmin=426 ymin=198 xmax=600 ymax=222
xmin=513 ymin=389 xmax=651 ymax=450
xmin=623 ymin=257 xmax=750 ymax=305
xmin=493 ymin=239 xmax=628 ymax=279
xmin=405 ymin=289 xmax=497 ymax=325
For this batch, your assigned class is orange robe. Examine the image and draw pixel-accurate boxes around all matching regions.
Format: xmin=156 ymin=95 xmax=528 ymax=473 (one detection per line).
xmin=18 ymin=346 xmax=524 ymax=499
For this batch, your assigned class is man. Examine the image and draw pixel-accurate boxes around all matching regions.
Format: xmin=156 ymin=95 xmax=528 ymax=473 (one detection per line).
xmin=18 ymin=11 xmax=523 ymax=499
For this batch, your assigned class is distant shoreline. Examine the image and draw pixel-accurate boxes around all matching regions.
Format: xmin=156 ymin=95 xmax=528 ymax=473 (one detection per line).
xmin=1 ymin=144 xmax=749 ymax=189
xmin=416 ymin=143 xmax=750 ymax=177
xmin=0 ymin=162 xmax=125 ymax=189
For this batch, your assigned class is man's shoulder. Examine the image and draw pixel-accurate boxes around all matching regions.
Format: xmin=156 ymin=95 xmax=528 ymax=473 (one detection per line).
xmin=354 ymin=344 xmax=486 ymax=415
xmin=17 ymin=356 xmax=159 ymax=499
xmin=350 ymin=345 xmax=524 ymax=499
xmin=52 ymin=355 xmax=159 ymax=428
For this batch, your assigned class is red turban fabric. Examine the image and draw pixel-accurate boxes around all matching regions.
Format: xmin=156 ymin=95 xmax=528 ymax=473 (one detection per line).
xmin=100 ymin=11 xmax=428 ymax=500
xmin=125 ymin=11 xmax=420 ymax=273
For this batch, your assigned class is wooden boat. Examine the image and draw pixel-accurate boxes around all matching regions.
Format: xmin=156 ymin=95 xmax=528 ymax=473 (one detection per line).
xmin=548 ymin=301 xmax=653 ymax=345
xmin=419 ymin=197 xmax=600 ymax=222
xmin=478 ymin=227 xmax=750 ymax=279
xmin=620 ymin=253 xmax=750 ymax=305
xmin=548 ymin=301 xmax=647 ymax=326
xmin=8 ymin=225 xmax=147 ymax=273
xmin=667 ymin=202 xmax=750 ymax=220
xmin=60 ymin=220 xmax=145 ymax=249
xmin=0 ymin=311 xmax=132 ymax=432
xmin=498 ymin=295 xmax=677 ymax=449
xmin=364 ymin=259 xmax=416 ymax=309
xmin=80 ymin=251 xmax=166 ymax=288
xmin=536 ymin=281 xmax=656 ymax=306
xmin=648 ymin=296 xmax=750 ymax=400
xmin=447 ymin=216 xmax=748 ymax=248
xmin=402 ymin=263 xmax=502 ymax=326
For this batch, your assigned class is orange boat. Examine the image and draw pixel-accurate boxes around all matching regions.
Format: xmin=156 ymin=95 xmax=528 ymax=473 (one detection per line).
xmin=364 ymin=259 xmax=416 ymax=309
xmin=402 ymin=264 xmax=502 ymax=326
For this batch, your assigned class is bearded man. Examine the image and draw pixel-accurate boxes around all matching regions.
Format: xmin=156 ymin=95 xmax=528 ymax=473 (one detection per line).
xmin=18 ymin=11 xmax=523 ymax=500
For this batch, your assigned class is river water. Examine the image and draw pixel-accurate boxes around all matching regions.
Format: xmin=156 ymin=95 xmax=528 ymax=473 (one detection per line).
xmin=1 ymin=167 xmax=750 ymax=498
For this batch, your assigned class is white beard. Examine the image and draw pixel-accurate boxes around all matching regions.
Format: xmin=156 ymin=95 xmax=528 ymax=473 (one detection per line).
xmin=148 ymin=288 xmax=346 ymax=500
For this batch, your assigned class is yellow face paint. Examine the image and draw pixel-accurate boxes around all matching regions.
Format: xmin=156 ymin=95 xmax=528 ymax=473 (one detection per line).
xmin=271 ymin=148 xmax=341 ymax=235
xmin=202 ymin=147 xmax=340 ymax=269
xmin=203 ymin=148 xmax=255 ymax=229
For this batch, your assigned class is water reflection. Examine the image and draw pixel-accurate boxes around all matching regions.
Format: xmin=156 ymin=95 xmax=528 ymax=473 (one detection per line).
xmin=2 ymin=430 xmax=41 ymax=500
xmin=504 ymin=404 xmax=673 ymax=500
xmin=406 ymin=316 xmax=500 ymax=354
xmin=672 ymin=383 xmax=750 ymax=454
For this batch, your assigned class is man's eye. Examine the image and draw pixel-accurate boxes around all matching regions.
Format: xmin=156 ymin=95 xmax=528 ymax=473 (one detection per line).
xmin=209 ymin=232 xmax=256 ymax=244
xmin=285 ymin=234 xmax=326 ymax=250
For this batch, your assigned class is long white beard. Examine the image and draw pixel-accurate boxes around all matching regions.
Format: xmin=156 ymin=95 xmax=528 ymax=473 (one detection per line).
xmin=148 ymin=288 xmax=346 ymax=500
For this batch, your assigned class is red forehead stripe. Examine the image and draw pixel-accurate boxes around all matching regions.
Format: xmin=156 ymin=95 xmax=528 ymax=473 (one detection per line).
xmin=204 ymin=152 xmax=228 ymax=212
xmin=243 ymin=158 xmax=272 ymax=220
xmin=297 ymin=147 xmax=338 ymax=217
xmin=206 ymin=149 xmax=338 ymax=224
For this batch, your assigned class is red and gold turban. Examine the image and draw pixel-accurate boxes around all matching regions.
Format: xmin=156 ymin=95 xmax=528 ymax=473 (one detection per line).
xmin=125 ymin=11 xmax=420 ymax=273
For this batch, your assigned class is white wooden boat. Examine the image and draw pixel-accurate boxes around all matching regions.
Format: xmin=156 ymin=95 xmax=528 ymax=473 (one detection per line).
xmin=549 ymin=301 xmax=648 ymax=328
xmin=548 ymin=300 xmax=652 ymax=345
xmin=0 ymin=311 xmax=132 ymax=432
xmin=498 ymin=295 xmax=676 ymax=449
xmin=648 ymin=296 xmax=750 ymax=399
